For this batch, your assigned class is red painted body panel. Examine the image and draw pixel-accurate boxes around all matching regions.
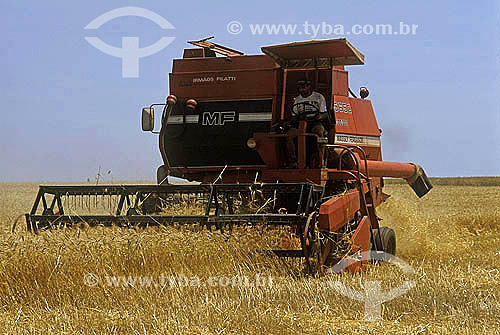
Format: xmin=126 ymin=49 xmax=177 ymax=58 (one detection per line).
xmin=333 ymin=96 xmax=381 ymax=160
xmin=351 ymin=216 xmax=371 ymax=253
xmin=319 ymin=190 xmax=360 ymax=231
xmin=170 ymin=69 xmax=280 ymax=101
xmin=332 ymin=68 xmax=348 ymax=96
xmin=351 ymin=99 xmax=380 ymax=137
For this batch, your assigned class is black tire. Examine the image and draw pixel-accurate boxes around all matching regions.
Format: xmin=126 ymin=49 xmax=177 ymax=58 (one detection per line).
xmin=379 ymin=226 xmax=396 ymax=255
xmin=156 ymin=165 xmax=169 ymax=185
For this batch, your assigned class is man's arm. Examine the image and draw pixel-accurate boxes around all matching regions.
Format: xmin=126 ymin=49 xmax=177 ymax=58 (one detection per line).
xmin=291 ymin=96 xmax=299 ymax=117
xmin=314 ymin=93 xmax=328 ymax=120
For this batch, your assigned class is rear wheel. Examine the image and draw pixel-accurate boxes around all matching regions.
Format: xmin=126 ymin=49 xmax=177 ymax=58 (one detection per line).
xmin=379 ymin=226 xmax=396 ymax=255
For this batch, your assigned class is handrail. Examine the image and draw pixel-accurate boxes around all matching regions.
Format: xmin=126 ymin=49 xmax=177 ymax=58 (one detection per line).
xmin=321 ymin=144 xmax=370 ymax=182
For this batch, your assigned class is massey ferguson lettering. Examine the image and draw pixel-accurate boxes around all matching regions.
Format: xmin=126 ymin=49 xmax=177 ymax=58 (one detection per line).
xmin=201 ymin=111 xmax=236 ymax=126
xmin=336 ymin=134 xmax=364 ymax=144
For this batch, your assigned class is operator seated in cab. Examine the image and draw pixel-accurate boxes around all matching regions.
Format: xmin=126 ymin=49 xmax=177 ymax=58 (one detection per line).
xmin=286 ymin=79 xmax=329 ymax=168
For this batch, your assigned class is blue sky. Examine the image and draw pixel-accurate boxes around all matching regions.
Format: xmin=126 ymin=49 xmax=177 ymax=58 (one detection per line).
xmin=1 ymin=0 xmax=499 ymax=181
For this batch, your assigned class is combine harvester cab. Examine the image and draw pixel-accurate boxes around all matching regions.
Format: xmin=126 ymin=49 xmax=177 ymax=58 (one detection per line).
xmin=27 ymin=38 xmax=432 ymax=273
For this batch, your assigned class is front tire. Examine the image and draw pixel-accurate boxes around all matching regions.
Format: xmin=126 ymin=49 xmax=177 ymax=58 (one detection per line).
xmin=157 ymin=165 xmax=168 ymax=185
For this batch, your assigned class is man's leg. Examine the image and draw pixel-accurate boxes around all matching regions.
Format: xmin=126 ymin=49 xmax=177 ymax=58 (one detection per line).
xmin=310 ymin=123 xmax=326 ymax=168
xmin=286 ymin=127 xmax=298 ymax=167
xmin=311 ymin=123 xmax=326 ymax=138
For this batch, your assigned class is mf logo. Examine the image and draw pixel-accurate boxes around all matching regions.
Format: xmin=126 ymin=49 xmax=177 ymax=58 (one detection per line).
xmin=84 ymin=7 xmax=175 ymax=78
xmin=202 ymin=111 xmax=236 ymax=126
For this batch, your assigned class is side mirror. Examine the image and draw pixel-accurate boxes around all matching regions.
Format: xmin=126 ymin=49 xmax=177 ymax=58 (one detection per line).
xmin=141 ymin=107 xmax=154 ymax=131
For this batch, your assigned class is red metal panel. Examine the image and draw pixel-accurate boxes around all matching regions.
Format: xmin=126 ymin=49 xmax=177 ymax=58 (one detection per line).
xmin=332 ymin=69 xmax=348 ymax=96
xmin=170 ymin=54 xmax=280 ymax=101
xmin=319 ymin=190 xmax=360 ymax=232
xmin=333 ymin=95 xmax=357 ymax=134
xmin=253 ymin=133 xmax=280 ymax=169
xmin=332 ymin=96 xmax=382 ymax=160
xmin=172 ymin=55 xmax=277 ymax=72
xmin=170 ymin=69 xmax=280 ymax=100
xmin=351 ymin=216 xmax=371 ymax=253
xmin=350 ymin=98 xmax=380 ymax=137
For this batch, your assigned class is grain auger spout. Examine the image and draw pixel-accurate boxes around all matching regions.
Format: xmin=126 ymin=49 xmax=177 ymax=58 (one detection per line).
xmin=356 ymin=158 xmax=433 ymax=198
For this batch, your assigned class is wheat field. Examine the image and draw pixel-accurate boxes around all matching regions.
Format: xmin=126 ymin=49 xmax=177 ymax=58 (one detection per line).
xmin=0 ymin=180 xmax=498 ymax=334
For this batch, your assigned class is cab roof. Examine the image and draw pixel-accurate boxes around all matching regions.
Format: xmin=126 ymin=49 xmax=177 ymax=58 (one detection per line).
xmin=261 ymin=38 xmax=365 ymax=68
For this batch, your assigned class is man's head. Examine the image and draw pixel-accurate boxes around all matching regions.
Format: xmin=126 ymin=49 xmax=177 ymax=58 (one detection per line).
xmin=297 ymin=79 xmax=312 ymax=98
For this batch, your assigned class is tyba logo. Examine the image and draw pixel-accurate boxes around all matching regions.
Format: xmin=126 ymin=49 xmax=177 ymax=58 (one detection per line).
xmin=84 ymin=7 xmax=175 ymax=78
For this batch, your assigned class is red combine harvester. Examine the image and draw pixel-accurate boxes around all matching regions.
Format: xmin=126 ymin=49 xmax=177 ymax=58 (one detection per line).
xmin=26 ymin=38 xmax=432 ymax=272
